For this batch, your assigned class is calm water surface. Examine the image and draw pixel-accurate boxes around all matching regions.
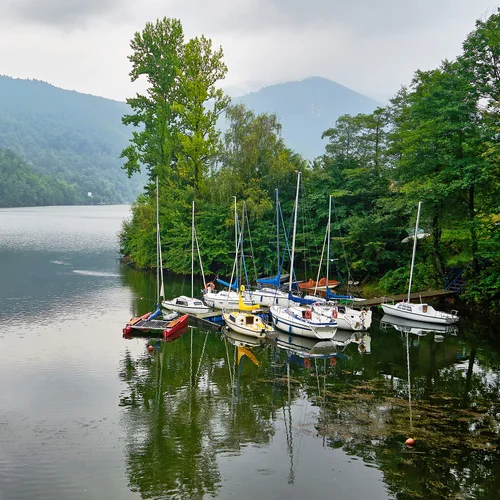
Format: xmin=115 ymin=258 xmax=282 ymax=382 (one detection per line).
xmin=0 ymin=205 xmax=499 ymax=499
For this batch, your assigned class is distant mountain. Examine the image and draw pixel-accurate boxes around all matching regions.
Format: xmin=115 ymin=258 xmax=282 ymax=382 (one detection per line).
xmin=235 ymin=77 xmax=380 ymax=160
xmin=0 ymin=76 xmax=144 ymax=205
xmin=0 ymin=75 xmax=378 ymax=207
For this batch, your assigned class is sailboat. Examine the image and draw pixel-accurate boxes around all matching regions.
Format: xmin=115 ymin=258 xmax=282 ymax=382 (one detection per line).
xmin=123 ymin=176 xmax=188 ymax=336
xmin=223 ymin=287 xmax=276 ymax=339
xmin=270 ymin=172 xmax=338 ymax=340
xmin=203 ymin=199 xmax=253 ymax=310
xmin=312 ymin=195 xmax=373 ymax=331
xmin=162 ymin=201 xmax=209 ymax=315
xmin=381 ymin=202 xmax=459 ymax=325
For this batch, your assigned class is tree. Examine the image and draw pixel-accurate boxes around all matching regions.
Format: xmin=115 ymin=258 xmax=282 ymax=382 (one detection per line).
xmin=173 ymin=35 xmax=230 ymax=199
xmin=121 ymin=18 xmax=184 ymax=184
xmin=121 ymin=18 xmax=229 ymax=201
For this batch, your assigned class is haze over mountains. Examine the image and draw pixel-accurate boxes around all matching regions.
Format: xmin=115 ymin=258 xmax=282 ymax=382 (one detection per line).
xmin=235 ymin=77 xmax=380 ymax=160
xmin=0 ymin=75 xmax=379 ymax=206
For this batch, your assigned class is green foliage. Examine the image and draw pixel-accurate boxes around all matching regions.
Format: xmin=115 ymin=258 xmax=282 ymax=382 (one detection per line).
xmin=0 ymin=148 xmax=81 ymax=207
xmin=379 ymin=263 xmax=442 ymax=296
xmin=121 ymin=17 xmax=229 ymax=202
xmin=120 ymin=12 xmax=500 ymax=308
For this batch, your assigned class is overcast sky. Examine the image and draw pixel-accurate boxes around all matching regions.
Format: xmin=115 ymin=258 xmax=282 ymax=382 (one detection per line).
xmin=1 ymin=0 xmax=498 ymax=102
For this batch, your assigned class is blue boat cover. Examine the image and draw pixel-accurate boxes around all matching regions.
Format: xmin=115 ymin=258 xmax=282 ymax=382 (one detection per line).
xmin=217 ymin=276 xmax=238 ymax=291
xmin=257 ymin=273 xmax=281 ymax=288
xmin=287 ymin=291 xmax=316 ymax=305
xmin=148 ymin=307 xmax=162 ymax=320
xmin=325 ymin=286 xmax=354 ymax=301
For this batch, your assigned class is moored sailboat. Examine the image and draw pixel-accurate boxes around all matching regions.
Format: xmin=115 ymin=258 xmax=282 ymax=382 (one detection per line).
xmin=270 ymin=172 xmax=338 ymax=340
xmin=381 ymin=202 xmax=459 ymax=325
xmin=223 ymin=288 xmax=276 ymax=339
xmin=123 ymin=176 xmax=188 ymax=336
xmin=162 ymin=201 xmax=210 ymax=315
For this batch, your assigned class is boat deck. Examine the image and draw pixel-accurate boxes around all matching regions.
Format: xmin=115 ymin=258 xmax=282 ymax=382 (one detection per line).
xmin=356 ymin=289 xmax=455 ymax=307
xmin=128 ymin=319 xmax=173 ymax=332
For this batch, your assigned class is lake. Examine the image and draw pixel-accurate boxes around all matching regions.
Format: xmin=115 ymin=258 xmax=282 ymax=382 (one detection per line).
xmin=0 ymin=205 xmax=499 ymax=499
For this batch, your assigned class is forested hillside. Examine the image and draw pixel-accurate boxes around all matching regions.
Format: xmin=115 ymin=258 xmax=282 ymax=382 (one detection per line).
xmin=119 ymin=15 xmax=500 ymax=309
xmin=0 ymin=148 xmax=82 ymax=206
xmin=0 ymin=76 xmax=145 ymax=205
xmin=235 ymin=77 xmax=380 ymax=159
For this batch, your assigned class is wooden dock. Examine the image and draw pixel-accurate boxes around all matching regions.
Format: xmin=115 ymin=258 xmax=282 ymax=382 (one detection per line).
xmin=356 ymin=289 xmax=455 ymax=307
xmin=188 ymin=311 xmax=224 ymax=331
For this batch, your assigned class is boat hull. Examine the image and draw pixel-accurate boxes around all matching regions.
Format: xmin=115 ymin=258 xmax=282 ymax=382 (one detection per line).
xmin=381 ymin=304 xmax=459 ymax=324
xmin=223 ymin=313 xmax=275 ymax=339
xmin=247 ymin=288 xmax=290 ymax=307
xmin=270 ymin=306 xmax=337 ymax=340
xmin=203 ymin=291 xmax=253 ymax=310
xmin=162 ymin=314 xmax=189 ymax=338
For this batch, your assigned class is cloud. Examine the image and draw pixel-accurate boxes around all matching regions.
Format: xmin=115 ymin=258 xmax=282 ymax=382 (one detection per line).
xmin=171 ymin=0 xmax=460 ymax=36
xmin=5 ymin=0 xmax=128 ymax=28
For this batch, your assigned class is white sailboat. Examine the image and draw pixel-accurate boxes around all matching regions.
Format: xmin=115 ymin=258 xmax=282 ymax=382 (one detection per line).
xmin=381 ymin=202 xmax=459 ymax=325
xmin=313 ymin=195 xmax=373 ymax=331
xmin=162 ymin=201 xmax=210 ymax=315
xmin=270 ymin=172 xmax=338 ymax=340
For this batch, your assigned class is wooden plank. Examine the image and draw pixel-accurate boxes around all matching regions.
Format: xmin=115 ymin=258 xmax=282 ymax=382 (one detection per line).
xmin=356 ymin=289 xmax=455 ymax=307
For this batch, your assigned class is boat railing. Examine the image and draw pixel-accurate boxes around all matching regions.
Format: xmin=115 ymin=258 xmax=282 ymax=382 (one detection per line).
xmin=381 ymin=297 xmax=395 ymax=305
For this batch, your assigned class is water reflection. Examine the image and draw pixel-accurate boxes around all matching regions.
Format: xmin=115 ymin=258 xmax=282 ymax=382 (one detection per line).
xmin=380 ymin=313 xmax=459 ymax=337
xmin=119 ymin=314 xmax=500 ymax=499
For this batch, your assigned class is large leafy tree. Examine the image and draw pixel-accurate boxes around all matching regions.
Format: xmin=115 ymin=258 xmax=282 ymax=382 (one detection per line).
xmin=121 ymin=18 xmax=229 ymax=198
xmin=174 ymin=35 xmax=230 ymax=199
xmin=121 ymin=18 xmax=184 ymax=184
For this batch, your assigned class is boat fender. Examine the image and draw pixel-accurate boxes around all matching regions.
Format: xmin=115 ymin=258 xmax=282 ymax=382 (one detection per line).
xmin=304 ymin=309 xmax=312 ymax=320
xmin=206 ymin=282 xmax=215 ymax=291
xmin=332 ymin=308 xmax=338 ymax=319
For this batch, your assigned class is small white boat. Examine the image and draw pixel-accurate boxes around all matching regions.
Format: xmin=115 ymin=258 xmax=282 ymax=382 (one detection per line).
xmin=381 ymin=301 xmax=459 ymax=325
xmin=382 ymin=202 xmax=459 ymax=325
xmin=162 ymin=295 xmax=209 ymax=315
xmin=165 ymin=201 xmax=210 ymax=315
xmin=223 ymin=311 xmax=275 ymax=338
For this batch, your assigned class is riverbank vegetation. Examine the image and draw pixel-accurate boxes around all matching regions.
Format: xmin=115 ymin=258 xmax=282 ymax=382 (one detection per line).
xmin=120 ymin=14 xmax=500 ymax=309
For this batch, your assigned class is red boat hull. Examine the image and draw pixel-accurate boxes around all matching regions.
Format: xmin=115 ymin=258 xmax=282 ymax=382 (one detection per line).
xmin=163 ymin=314 xmax=189 ymax=339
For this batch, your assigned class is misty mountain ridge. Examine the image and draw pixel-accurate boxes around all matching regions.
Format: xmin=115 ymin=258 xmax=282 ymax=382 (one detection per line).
xmin=0 ymin=75 xmax=379 ymax=206
xmin=234 ymin=76 xmax=380 ymax=159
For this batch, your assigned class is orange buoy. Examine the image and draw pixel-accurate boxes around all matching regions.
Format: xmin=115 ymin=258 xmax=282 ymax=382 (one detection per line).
xmin=405 ymin=438 xmax=415 ymax=447
xmin=148 ymin=345 xmax=154 ymax=353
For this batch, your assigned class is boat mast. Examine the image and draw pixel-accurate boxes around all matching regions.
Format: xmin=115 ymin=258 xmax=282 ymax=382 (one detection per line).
xmin=407 ymin=201 xmax=422 ymax=303
xmin=234 ymin=196 xmax=238 ymax=289
xmin=276 ymin=189 xmax=280 ymax=276
xmin=326 ymin=195 xmax=332 ymax=287
xmin=288 ymin=172 xmax=301 ymax=292
xmin=191 ymin=200 xmax=195 ymax=298
xmin=155 ymin=176 xmax=160 ymax=303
